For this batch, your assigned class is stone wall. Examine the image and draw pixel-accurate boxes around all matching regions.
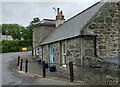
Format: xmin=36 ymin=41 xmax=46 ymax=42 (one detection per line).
xmin=83 ymin=36 xmax=95 ymax=57
xmin=52 ymin=42 xmax=60 ymax=64
xmin=42 ymin=44 xmax=119 ymax=85
xmin=54 ymin=37 xmax=81 ymax=77
xmin=79 ymin=56 xmax=119 ymax=85
xmin=33 ymin=25 xmax=54 ymax=56
xmin=83 ymin=2 xmax=120 ymax=57
xmin=51 ymin=36 xmax=95 ymax=64
xmin=43 ymin=45 xmax=49 ymax=62
xmin=42 ymin=36 xmax=95 ymax=79
xmin=42 ymin=36 xmax=118 ymax=85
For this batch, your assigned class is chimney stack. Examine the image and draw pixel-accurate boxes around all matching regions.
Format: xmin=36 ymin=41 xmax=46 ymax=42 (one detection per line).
xmin=56 ymin=8 xmax=65 ymax=27
xmin=57 ymin=8 xmax=60 ymax=16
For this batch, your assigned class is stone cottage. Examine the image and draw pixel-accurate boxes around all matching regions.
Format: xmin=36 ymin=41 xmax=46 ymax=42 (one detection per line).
xmin=36 ymin=0 xmax=119 ymax=64
xmin=32 ymin=0 xmax=119 ymax=84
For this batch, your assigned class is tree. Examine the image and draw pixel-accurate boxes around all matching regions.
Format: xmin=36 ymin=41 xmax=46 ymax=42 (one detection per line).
xmin=30 ymin=17 xmax=40 ymax=24
xmin=2 ymin=24 xmax=32 ymax=40
xmin=26 ymin=17 xmax=40 ymax=29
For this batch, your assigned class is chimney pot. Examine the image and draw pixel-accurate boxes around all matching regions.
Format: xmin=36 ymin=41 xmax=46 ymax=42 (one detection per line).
xmin=60 ymin=11 xmax=63 ymax=16
xmin=57 ymin=8 xmax=60 ymax=16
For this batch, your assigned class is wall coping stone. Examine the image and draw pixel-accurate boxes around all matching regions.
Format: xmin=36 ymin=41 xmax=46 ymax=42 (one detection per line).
xmin=84 ymin=56 xmax=119 ymax=65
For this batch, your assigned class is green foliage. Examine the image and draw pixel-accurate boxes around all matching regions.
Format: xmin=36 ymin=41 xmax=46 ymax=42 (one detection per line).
xmin=30 ymin=17 xmax=40 ymax=24
xmin=2 ymin=24 xmax=32 ymax=40
xmin=18 ymin=40 xmax=32 ymax=47
xmin=26 ymin=17 xmax=40 ymax=29
xmin=1 ymin=40 xmax=32 ymax=53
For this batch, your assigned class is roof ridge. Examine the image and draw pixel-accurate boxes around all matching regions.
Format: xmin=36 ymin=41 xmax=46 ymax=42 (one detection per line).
xmin=64 ymin=2 xmax=101 ymax=24
xmin=43 ymin=19 xmax=55 ymax=21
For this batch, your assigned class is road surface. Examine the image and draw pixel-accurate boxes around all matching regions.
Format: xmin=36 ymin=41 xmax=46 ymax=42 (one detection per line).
xmin=2 ymin=51 xmax=34 ymax=85
xmin=1 ymin=51 xmax=84 ymax=86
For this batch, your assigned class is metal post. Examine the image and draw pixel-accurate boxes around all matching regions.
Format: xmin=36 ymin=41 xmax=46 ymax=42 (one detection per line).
xmin=69 ymin=62 xmax=74 ymax=82
xmin=20 ymin=59 xmax=23 ymax=71
xmin=18 ymin=55 xmax=20 ymax=66
xmin=42 ymin=61 xmax=46 ymax=78
xmin=25 ymin=59 xmax=28 ymax=73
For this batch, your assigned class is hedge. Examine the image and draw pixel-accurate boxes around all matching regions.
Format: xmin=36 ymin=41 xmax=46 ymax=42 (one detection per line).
xmin=1 ymin=40 xmax=32 ymax=53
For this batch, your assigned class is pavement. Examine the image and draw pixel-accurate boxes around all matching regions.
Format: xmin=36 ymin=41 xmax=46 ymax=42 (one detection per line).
xmin=18 ymin=53 xmax=86 ymax=85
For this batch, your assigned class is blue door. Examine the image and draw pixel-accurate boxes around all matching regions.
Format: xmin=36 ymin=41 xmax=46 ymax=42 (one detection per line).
xmin=49 ymin=44 xmax=53 ymax=64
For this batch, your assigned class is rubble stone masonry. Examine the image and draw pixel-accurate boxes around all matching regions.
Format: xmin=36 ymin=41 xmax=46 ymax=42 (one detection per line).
xmin=83 ymin=2 xmax=120 ymax=57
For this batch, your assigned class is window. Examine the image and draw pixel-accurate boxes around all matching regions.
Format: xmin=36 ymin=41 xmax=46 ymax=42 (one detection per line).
xmin=62 ymin=43 xmax=66 ymax=67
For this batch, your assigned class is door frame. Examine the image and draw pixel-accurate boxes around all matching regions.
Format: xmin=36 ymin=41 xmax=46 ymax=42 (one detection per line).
xmin=48 ymin=44 xmax=53 ymax=64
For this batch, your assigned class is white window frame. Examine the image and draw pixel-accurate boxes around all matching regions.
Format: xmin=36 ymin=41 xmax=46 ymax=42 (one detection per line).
xmin=62 ymin=43 xmax=66 ymax=67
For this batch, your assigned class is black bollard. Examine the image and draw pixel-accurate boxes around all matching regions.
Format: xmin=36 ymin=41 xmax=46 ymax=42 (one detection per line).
xmin=18 ymin=55 xmax=20 ymax=66
xmin=25 ymin=59 xmax=28 ymax=73
xmin=69 ymin=62 xmax=74 ymax=82
xmin=42 ymin=61 xmax=46 ymax=78
xmin=20 ymin=59 xmax=23 ymax=71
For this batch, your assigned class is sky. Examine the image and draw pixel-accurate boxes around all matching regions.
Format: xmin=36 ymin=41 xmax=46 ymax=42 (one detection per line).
xmin=1 ymin=0 xmax=102 ymax=27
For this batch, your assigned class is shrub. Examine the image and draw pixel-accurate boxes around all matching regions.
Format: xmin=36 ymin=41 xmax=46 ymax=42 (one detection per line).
xmin=1 ymin=40 xmax=32 ymax=53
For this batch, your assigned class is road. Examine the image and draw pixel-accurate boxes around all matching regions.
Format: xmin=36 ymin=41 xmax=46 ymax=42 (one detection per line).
xmin=2 ymin=51 xmax=33 ymax=85
xmin=1 ymin=51 xmax=84 ymax=86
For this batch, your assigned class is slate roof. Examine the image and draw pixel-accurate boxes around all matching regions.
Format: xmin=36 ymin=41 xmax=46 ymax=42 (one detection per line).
xmin=40 ymin=1 xmax=106 ymax=45
xmin=33 ymin=19 xmax=55 ymax=27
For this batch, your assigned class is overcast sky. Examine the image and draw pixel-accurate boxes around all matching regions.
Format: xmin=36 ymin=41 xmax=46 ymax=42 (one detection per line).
xmin=1 ymin=0 xmax=101 ymax=27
